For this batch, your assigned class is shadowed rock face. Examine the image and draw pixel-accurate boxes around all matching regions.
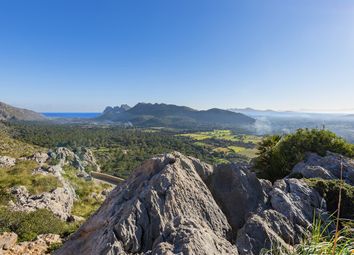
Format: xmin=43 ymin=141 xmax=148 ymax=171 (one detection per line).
xmin=207 ymin=163 xmax=268 ymax=237
xmin=56 ymin=152 xmax=328 ymax=255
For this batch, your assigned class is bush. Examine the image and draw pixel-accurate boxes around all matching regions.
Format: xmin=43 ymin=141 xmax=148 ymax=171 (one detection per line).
xmin=254 ymin=129 xmax=354 ymax=182
xmin=306 ymin=179 xmax=354 ymax=220
xmin=0 ymin=188 xmax=14 ymax=206
xmin=46 ymin=242 xmax=63 ymax=253
xmin=0 ymin=208 xmax=78 ymax=242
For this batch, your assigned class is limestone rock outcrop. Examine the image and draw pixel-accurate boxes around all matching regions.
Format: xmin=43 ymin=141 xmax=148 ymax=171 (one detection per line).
xmin=236 ymin=178 xmax=327 ymax=255
xmin=54 ymin=151 xmax=342 ymax=255
xmin=56 ymin=152 xmax=237 ymax=255
xmin=8 ymin=183 xmax=74 ymax=221
xmin=207 ymin=163 xmax=268 ymax=236
xmin=291 ymin=152 xmax=354 ymax=185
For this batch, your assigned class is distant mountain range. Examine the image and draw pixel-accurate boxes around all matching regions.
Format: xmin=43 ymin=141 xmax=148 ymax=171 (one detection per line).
xmin=98 ymin=103 xmax=255 ymax=128
xmin=229 ymin=107 xmax=305 ymax=117
xmin=0 ymin=101 xmax=45 ymax=121
xmin=229 ymin=107 xmax=351 ymax=119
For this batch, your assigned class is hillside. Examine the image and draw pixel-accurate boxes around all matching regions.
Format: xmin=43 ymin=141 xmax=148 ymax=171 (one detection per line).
xmin=0 ymin=128 xmax=353 ymax=254
xmin=0 ymin=102 xmax=45 ymax=121
xmin=98 ymin=103 xmax=255 ymax=129
xmin=0 ymin=130 xmax=114 ymax=254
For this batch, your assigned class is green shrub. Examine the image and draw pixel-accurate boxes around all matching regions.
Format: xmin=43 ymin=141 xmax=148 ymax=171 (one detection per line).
xmin=0 ymin=208 xmax=78 ymax=242
xmin=0 ymin=188 xmax=14 ymax=206
xmin=46 ymin=242 xmax=63 ymax=253
xmin=306 ymin=179 xmax=354 ymax=220
xmin=254 ymin=129 xmax=354 ymax=182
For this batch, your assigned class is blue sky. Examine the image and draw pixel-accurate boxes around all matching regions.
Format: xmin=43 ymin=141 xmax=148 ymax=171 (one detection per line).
xmin=0 ymin=0 xmax=353 ymax=112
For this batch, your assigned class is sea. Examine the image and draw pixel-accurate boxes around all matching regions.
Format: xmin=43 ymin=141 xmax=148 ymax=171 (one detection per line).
xmin=42 ymin=112 xmax=101 ymax=119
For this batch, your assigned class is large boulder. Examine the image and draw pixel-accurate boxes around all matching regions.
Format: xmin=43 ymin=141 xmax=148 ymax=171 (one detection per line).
xmin=236 ymin=210 xmax=294 ymax=255
xmin=291 ymin=152 xmax=354 ymax=185
xmin=55 ymin=147 xmax=76 ymax=165
xmin=55 ymin=152 xmax=237 ymax=255
xmin=0 ymin=232 xmax=18 ymax=251
xmin=28 ymin=152 xmax=49 ymax=165
xmin=81 ymin=148 xmax=101 ymax=172
xmin=8 ymin=184 xmax=75 ymax=221
xmin=236 ymin=178 xmax=327 ymax=255
xmin=270 ymin=179 xmax=325 ymax=228
xmin=207 ymin=163 xmax=268 ymax=236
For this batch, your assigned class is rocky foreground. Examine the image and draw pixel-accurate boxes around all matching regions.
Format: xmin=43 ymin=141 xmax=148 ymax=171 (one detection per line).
xmin=55 ymin=151 xmax=353 ymax=255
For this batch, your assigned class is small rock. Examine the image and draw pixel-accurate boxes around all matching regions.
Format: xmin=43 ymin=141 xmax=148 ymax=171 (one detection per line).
xmin=0 ymin=156 xmax=16 ymax=167
xmin=29 ymin=152 xmax=49 ymax=164
xmin=0 ymin=232 xmax=18 ymax=250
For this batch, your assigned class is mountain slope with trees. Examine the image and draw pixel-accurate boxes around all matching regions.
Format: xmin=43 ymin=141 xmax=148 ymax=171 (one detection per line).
xmin=98 ymin=103 xmax=255 ymax=129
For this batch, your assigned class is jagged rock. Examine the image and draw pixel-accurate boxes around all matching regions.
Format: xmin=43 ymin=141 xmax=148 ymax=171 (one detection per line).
xmin=55 ymin=147 xmax=75 ymax=165
xmin=0 ymin=232 xmax=18 ymax=250
xmin=151 ymin=217 xmax=238 ymax=255
xmin=187 ymin=156 xmax=213 ymax=182
xmin=236 ymin=210 xmax=295 ymax=255
xmin=207 ymin=163 xmax=268 ymax=236
xmin=81 ymin=148 xmax=101 ymax=172
xmin=291 ymin=152 xmax=354 ymax=185
xmin=236 ymin=178 xmax=326 ymax=255
xmin=270 ymin=179 xmax=325 ymax=228
xmin=55 ymin=152 xmax=237 ymax=255
xmin=292 ymin=164 xmax=336 ymax=180
xmin=55 ymin=151 xmax=333 ymax=255
xmin=9 ymin=182 xmax=75 ymax=221
xmin=3 ymin=234 xmax=61 ymax=255
xmin=54 ymin=147 xmax=97 ymax=175
xmin=0 ymin=156 xmax=16 ymax=167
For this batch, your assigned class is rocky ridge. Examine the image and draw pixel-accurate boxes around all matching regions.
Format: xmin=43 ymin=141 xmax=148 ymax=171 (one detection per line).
xmin=55 ymin=150 xmax=346 ymax=255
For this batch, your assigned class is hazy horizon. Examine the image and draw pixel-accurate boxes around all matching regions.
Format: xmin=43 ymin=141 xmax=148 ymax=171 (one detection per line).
xmin=4 ymin=101 xmax=354 ymax=114
xmin=1 ymin=1 xmax=353 ymax=112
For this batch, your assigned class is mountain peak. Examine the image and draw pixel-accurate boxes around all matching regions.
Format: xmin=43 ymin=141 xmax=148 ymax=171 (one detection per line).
xmin=98 ymin=102 xmax=254 ymax=128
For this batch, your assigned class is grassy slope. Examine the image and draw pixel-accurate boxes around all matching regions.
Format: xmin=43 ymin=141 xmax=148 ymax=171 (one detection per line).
xmin=0 ymin=129 xmax=45 ymax=158
xmin=62 ymin=166 xmax=112 ymax=218
xmin=0 ymin=131 xmax=76 ymax=242
xmin=0 ymin=160 xmax=61 ymax=195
